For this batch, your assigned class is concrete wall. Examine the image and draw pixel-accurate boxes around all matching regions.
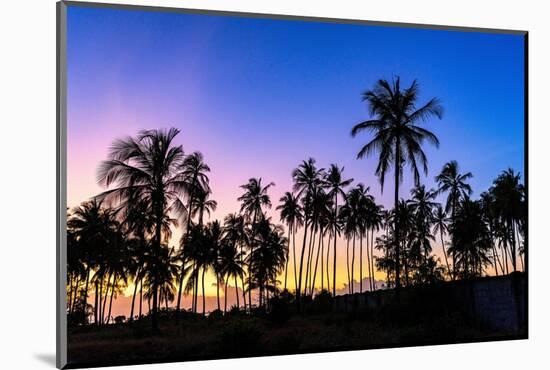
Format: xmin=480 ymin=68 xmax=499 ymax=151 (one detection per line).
xmin=333 ymin=273 xmax=526 ymax=333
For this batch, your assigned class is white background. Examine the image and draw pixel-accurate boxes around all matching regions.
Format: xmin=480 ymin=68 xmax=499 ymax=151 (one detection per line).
xmin=0 ymin=0 xmax=547 ymax=369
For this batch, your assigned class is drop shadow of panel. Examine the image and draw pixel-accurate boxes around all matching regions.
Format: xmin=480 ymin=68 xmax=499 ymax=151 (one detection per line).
xmin=34 ymin=353 xmax=57 ymax=367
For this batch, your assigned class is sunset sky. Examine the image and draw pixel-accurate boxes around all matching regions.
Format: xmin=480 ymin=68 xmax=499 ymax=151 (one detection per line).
xmin=66 ymin=5 xmax=525 ymax=315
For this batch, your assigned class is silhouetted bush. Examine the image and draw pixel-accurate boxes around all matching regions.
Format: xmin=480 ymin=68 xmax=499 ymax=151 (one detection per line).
xmin=67 ymin=302 xmax=93 ymax=327
xmin=208 ymin=309 xmax=224 ymax=322
xmin=311 ymin=290 xmax=333 ymax=313
xmin=114 ymin=315 xmax=126 ymax=324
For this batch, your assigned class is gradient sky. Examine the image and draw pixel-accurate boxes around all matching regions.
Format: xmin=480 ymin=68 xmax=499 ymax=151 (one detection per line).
xmin=66 ymin=5 xmax=525 ymax=314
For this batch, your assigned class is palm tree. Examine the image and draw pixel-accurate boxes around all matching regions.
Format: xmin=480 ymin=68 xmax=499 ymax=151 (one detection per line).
xmin=340 ymin=187 xmax=362 ymax=293
xmin=490 ymin=168 xmax=525 ymax=273
xmin=238 ymin=178 xmax=274 ymax=308
xmin=435 ymin=160 xmax=473 ymax=279
xmin=447 ymin=198 xmax=492 ymax=278
xmin=292 ymin=158 xmax=325 ymax=303
xmin=432 ymin=204 xmax=451 ymax=277
xmin=248 ymin=218 xmax=288 ymax=307
xmin=68 ymin=199 xmax=120 ymax=325
xmin=309 ymin=190 xmax=332 ymax=294
xmin=96 ymin=128 xmax=189 ymax=330
xmin=276 ymin=192 xmax=304 ymax=292
xmin=176 ymin=152 xmax=211 ymax=313
xmin=351 ymin=78 xmax=443 ymax=289
xmin=223 ymin=213 xmax=250 ymax=310
xmin=324 ymin=164 xmax=353 ymax=296
xmin=408 ymin=185 xmax=438 ymax=266
xmin=370 ymin=203 xmax=384 ymax=291
xmin=219 ymin=240 xmax=245 ymax=314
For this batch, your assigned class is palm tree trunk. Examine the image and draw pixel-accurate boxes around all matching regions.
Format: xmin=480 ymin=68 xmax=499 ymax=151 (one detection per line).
xmin=305 ymin=226 xmax=316 ymax=296
xmin=194 ymin=269 xmax=199 ymax=313
xmin=440 ymin=231 xmax=451 ymax=279
xmin=370 ymin=229 xmax=375 ymax=291
xmin=130 ymin=271 xmax=139 ymax=322
xmin=202 ymin=268 xmax=206 ymax=316
xmin=216 ymin=276 xmax=221 ymax=312
xmin=361 ymin=232 xmax=365 ymax=293
xmin=394 ymin=141 xmax=401 ymax=290
xmin=510 ymin=220 xmax=517 ymax=272
xmin=311 ymin=226 xmax=323 ymax=294
xmin=94 ymin=280 xmax=99 ymax=325
xmin=224 ymin=275 xmax=229 ymax=314
xmin=241 ymin=275 xmax=246 ymax=311
xmin=248 ymin=209 xmax=258 ymax=310
xmin=326 ymin=235 xmax=331 ymax=293
xmin=177 ymin=182 xmax=196 ymax=312
xmin=139 ymin=279 xmax=143 ymax=319
xmin=364 ymin=232 xmax=369 ymax=292
xmin=351 ymin=233 xmax=356 ymax=294
xmin=235 ymin=275 xmax=240 ymax=309
xmin=292 ymin=225 xmax=298 ymax=294
xmin=320 ymin=233 xmax=324 ymax=292
xmin=101 ymin=273 xmax=111 ymax=325
xmin=106 ymin=273 xmax=116 ymax=324
xmin=82 ymin=267 xmax=90 ymax=311
xmin=346 ymin=237 xmax=351 ymax=294
xmin=284 ymin=227 xmax=291 ymax=291
xmin=297 ymin=219 xmax=309 ymax=307
xmin=332 ymin=196 xmax=338 ymax=297
xmin=98 ymin=273 xmax=103 ymax=325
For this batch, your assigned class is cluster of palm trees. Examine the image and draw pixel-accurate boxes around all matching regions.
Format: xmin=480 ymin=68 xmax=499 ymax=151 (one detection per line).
xmin=66 ymin=77 xmax=526 ymax=330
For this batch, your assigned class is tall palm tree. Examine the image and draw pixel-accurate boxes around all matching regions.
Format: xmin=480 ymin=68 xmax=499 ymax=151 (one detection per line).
xmin=68 ymin=199 xmax=120 ymax=325
xmin=351 ymin=78 xmax=443 ymax=289
xmin=324 ymin=164 xmax=353 ymax=296
xmin=432 ymin=204 xmax=451 ymax=277
xmin=238 ymin=178 xmax=274 ymax=308
xmin=435 ymin=160 xmax=473 ymax=279
xmin=340 ymin=186 xmax=363 ymax=293
xmin=176 ymin=152 xmax=211 ymax=313
xmin=248 ymin=218 xmax=288 ymax=307
xmin=408 ymin=185 xmax=438 ymax=266
xmin=276 ymin=192 xmax=304 ymax=292
xmin=309 ymin=190 xmax=332 ymax=294
xmin=223 ymin=213 xmax=249 ymax=310
xmin=219 ymin=240 xmax=245 ymax=314
xmin=447 ymin=198 xmax=492 ymax=278
xmin=292 ymin=158 xmax=324 ymax=303
xmin=96 ymin=128 xmax=188 ymax=330
xmin=490 ymin=168 xmax=525 ymax=273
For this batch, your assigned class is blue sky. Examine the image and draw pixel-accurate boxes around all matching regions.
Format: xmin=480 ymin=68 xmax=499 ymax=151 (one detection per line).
xmin=67 ymin=5 xmax=525 ymax=212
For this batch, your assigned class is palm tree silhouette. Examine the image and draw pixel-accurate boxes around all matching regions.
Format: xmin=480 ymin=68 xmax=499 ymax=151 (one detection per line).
xmin=432 ymin=204 xmax=451 ymax=277
xmin=238 ymin=178 xmax=274 ymax=308
xmin=490 ymin=168 xmax=525 ymax=273
xmin=351 ymin=78 xmax=442 ymax=289
xmin=248 ymin=217 xmax=287 ymax=307
xmin=176 ymin=152 xmax=211 ymax=313
xmin=408 ymin=185 xmax=438 ymax=267
xmin=436 ymin=160 xmax=473 ymax=279
xmin=447 ymin=198 xmax=492 ymax=278
xmin=292 ymin=158 xmax=324 ymax=303
xmin=324 ymin=164 xmax=353 ymax=296
xmin=68 ymin=199 xmax=120 ymax=325
xmin=218 ymin=238 xmax=245 ymax=314
xmin=276 ymin=192 xmax=304 ymax=292
xmin=223 ymin=213 xmax=250 ymax=310
xmin=96 ymin=128 xmax=188 ymax=330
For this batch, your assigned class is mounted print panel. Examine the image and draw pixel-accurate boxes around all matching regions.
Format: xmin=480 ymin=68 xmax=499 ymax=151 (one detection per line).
xmin=57 ymin=1 xmax=527 ymax=368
